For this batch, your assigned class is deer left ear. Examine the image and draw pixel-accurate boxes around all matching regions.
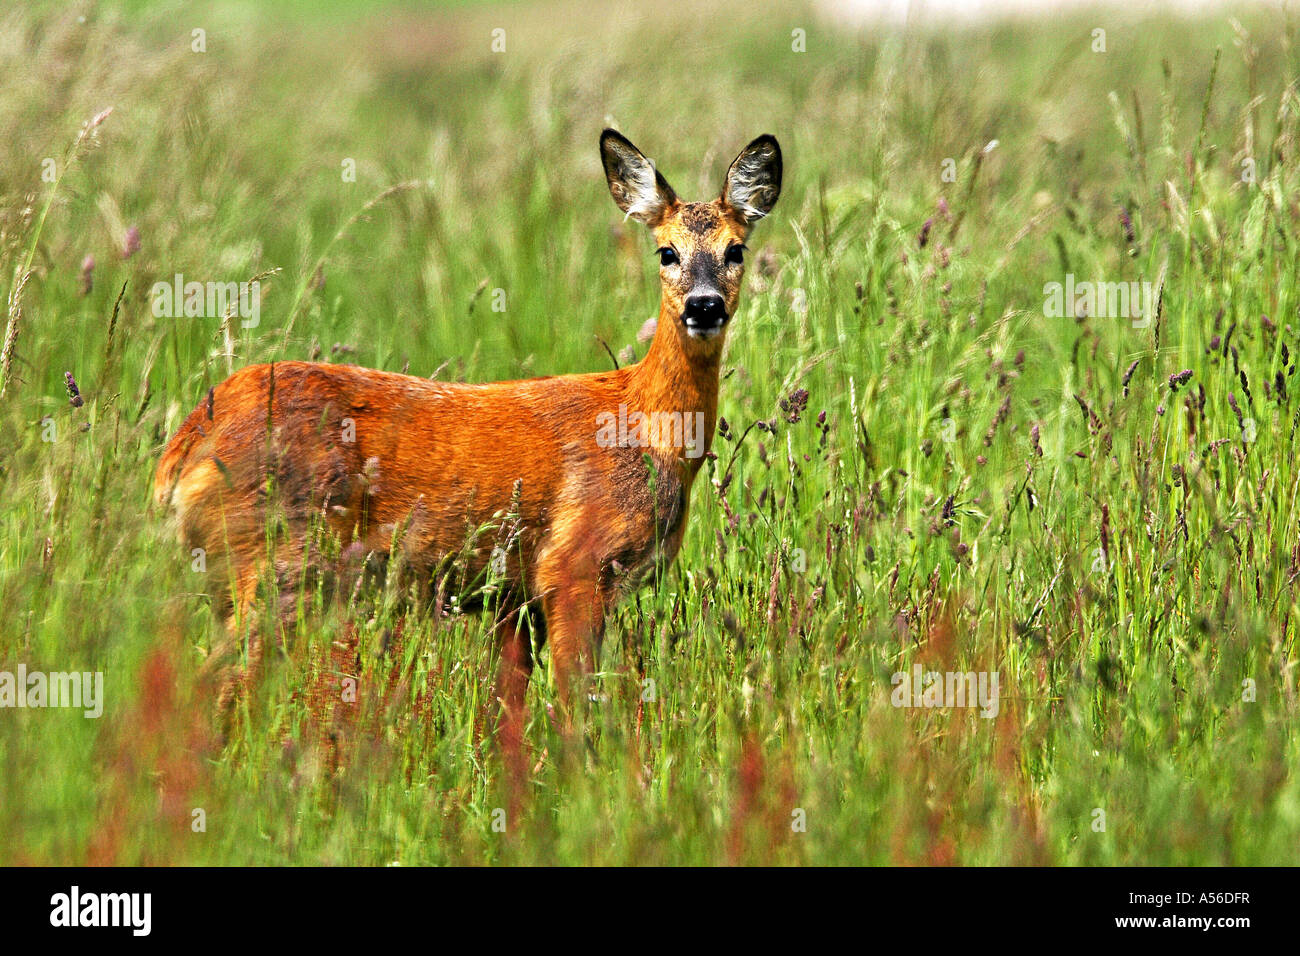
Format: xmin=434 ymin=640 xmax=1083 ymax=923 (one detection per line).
xmin=601 ymin=129 xmax=678 ymax=228
xmin=722 ymin=134 xmax=782 ymax=225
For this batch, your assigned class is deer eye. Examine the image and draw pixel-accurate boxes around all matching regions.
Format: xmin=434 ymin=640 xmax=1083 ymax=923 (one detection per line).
xmin=725 ymin=244 xmax=745 ymax=266
xmin=658 ymin=247 xmax=679 ymax=267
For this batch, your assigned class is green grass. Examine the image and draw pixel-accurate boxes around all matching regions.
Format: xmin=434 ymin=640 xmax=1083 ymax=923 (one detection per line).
xmin=1 ymin=0 xmax=1299 ymax=865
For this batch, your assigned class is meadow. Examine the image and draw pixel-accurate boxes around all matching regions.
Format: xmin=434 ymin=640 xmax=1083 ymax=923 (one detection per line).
xmin=1 ymin=0 xmax=1298 ymax=865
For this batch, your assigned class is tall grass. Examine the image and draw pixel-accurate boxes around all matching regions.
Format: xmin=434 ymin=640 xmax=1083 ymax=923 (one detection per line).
xmin=0 ymin=0 xmax=1298 ymax=864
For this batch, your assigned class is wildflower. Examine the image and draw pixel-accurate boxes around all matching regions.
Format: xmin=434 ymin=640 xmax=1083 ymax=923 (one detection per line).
xmin=1121 ymin=359 xmax=1139 ymax=396
xmin=1118 ymin=206 xmax=1135 ymax=244
xmin=64 ymin=371 xmax=83 ymax=408
xmin=79 ymin=255 xmax=95 ymax=296
xmin=779 ymin=387 xmax=809 ymax=424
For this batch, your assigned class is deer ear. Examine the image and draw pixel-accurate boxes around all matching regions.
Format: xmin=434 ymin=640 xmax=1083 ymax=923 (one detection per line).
xmin=600 ymin=129 xmax=677 ymax=228
xmin=722 ymin=134 xmax=782 ymax=224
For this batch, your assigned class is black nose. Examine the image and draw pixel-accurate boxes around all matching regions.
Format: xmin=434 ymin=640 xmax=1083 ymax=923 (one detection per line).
xmin=683 ymin=294 xmax=727 ymax=331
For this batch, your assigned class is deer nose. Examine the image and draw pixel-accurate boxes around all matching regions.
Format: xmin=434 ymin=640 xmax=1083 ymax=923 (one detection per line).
xmin=683 ymin=294 xmax=727 ymax=334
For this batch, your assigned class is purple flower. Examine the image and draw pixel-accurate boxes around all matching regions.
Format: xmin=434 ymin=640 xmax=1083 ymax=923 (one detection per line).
xmin=64 ymin=371 xmax=83 ymax=408
xmin=779 ymin=387 xmax=810 ymax=424
xmin=1118 ymin=206 xmax=1135 ymax=244
xmin=79 ymin=255 xmax=95 ymax=296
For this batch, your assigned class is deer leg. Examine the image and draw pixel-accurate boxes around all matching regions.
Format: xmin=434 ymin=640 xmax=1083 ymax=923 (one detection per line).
xmin=491 ymin=608 xmax=537 ymax=779
xmin=203 ymin=540 xmax=302 ymax=735
xmin=200 ymin=558 xmax=264 ymax=737
xmin=541 ymin=576 xmax=610 ymax=722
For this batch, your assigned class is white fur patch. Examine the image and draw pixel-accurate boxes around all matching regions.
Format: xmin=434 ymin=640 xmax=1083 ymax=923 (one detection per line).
xmin=618 ymin=159 xmax=662 ymax=220
xmin=725 ymin=142 xmax=779 ymax=222
xmin=611 ymin=156 xmax=668 ymax=223
xmin=604 ymin=134 xmax=673 ymax=224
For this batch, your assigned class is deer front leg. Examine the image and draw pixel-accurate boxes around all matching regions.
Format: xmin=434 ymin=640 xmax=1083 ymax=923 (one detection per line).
xmin=538 ymin=569 xmax=610 ymax=722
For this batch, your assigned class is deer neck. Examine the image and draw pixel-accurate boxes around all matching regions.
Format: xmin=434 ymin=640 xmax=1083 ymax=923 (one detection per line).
xmin=624 ymin=304 xmax=723 ymax=475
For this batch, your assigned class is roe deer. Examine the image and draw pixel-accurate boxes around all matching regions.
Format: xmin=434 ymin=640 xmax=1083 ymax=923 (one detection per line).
xmin=154 ymin=129 xmax=782 ymax=743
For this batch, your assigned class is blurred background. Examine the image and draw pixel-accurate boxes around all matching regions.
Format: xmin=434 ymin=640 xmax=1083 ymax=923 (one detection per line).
xmin=4 ymin=0 xmax=1289 ymax=389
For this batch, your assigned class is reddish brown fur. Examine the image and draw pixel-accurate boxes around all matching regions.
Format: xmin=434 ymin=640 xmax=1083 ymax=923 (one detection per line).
xmin=154 ymin=129 xmax=781 ymax=735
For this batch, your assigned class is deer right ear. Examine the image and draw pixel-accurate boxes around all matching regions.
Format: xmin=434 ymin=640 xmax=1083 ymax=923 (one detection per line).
xmin=600 ymin=129 xmax=677 ymax=228
xmin=722 ymin=134 xmax=782 ymax=225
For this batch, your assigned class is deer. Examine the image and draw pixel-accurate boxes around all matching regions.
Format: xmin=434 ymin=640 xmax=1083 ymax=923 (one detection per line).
xmin=153 ymin=129 xmax=782 ymax=748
